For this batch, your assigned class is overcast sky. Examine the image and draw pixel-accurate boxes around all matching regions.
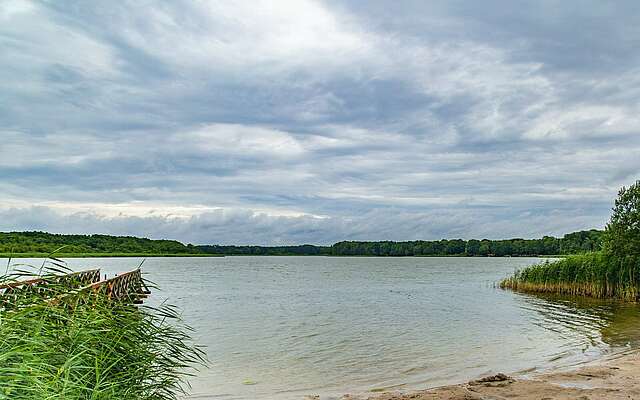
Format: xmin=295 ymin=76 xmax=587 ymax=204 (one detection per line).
xmin=1 ymin=1 xmax=639 ymax=245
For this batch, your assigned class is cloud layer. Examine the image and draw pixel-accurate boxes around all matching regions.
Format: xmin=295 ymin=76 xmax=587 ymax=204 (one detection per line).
xmin=1 ymin=1 xmax=639 ymax=244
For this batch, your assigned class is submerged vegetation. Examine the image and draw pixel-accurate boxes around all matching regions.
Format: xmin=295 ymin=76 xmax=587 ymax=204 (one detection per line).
xmin=0 ymin=261 xmax=205 ymax=399
xmin=502 ymin=182 xmax=640 ymax=301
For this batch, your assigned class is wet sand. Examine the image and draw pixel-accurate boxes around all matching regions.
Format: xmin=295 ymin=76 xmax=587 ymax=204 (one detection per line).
xmin=334 ymin=350 xmax=640 ymax=400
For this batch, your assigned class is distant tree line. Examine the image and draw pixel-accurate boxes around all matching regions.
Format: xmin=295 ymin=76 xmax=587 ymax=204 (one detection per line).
xmin=328 ymin=230 xmax=602 ymax=256
xmin=196 ymin=244 xmax=328 ymax=256
xmin=0 ymin=229 xmax=603 ymax=257
xmin=197 ymin=229 xmax=603 ymax=256
xmin=0 ymin=231 xmax=199 ymax=255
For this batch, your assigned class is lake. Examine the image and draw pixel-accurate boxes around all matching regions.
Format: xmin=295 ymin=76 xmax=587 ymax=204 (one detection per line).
xmin=5 ymin=256 xmax=640 ymax=399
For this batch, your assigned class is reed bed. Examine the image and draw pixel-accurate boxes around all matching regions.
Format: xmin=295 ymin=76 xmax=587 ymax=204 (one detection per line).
xmin=500 ymin=253 xmax=639 ymax=301
xmin=0 ymin=262 xmax=205 ymax=400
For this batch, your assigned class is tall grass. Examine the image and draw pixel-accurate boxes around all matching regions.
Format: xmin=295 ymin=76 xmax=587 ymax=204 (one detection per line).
xmin=0 ymin=262 xmax=205 ymax=399
xmin=500 ymin=253 xmax=639 ymax=301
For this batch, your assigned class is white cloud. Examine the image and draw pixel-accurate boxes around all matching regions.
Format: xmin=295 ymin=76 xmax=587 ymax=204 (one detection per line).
xmin=0 ymin=2 xmax=117 ymax=80
xmin=172 ymin=124 xmax=306 ymax=158
xmin=0 ymin=131 xmax=116 ymax=167
xmin=116 ymin=0 xmax=374 ymax=77
xmin=525 ymin=104 xmax=640 ymax=140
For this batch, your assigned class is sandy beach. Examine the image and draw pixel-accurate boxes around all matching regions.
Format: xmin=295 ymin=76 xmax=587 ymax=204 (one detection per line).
xmin=334 ymin=350 xmax=640 ymax=400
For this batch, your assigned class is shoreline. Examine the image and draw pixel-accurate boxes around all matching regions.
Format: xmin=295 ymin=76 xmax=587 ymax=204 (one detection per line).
xmin=0 ymin=254 xmax=563 ymax=259
xmin=0 ymin=253 xmax=224 ymax=258
xmin=336 ymin=349 xmax=640 ymax=400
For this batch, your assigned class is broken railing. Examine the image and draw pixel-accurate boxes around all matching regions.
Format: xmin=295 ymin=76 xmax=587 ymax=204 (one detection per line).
xmin=0 ymin=268 xmax=151 ymax=306
xmin=83 ymin=268 xmax=151 ymax=304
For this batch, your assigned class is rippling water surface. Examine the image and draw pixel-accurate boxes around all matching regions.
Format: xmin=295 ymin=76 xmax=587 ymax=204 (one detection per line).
xmin=6 ymin=256 xmax=640 ymax=399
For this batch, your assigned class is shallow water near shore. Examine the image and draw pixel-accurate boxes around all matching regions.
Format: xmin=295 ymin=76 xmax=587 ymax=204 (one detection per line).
xmin=4 ymin=256 xmax=640 ymax=400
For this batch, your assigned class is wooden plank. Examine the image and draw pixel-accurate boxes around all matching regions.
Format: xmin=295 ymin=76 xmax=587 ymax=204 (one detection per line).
xmin=1 ymin=268 xmax=150 ymax=305
xmin=0 ymin=269 xmax=101 ymax=290
xmin=82 ymin=268 xmax=150 ymax=302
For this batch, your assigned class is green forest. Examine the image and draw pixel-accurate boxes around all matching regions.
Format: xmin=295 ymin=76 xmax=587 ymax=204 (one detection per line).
xmin=0 ymin=232 xmax=202 ymax=256
xmin=0 ymin=229 xmax=603 ymax=257
xmin=325 ymin=229 xmax=602 ymax=257
xmin=186 ymin=230 xmax=603 ymax=256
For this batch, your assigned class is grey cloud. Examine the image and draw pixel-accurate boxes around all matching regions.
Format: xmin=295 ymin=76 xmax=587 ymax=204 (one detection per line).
xmin=0 ymin=204 xmax=609 ymax=246
xmin=0 ymin=1 xmax=638 ymax=244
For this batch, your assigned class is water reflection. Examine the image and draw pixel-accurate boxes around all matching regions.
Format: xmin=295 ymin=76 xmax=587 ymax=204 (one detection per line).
xmin=514 ymin=292 xmax=640 ymax=356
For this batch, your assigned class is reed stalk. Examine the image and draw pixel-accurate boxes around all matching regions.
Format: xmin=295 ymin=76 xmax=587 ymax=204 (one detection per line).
xmin=0 ymin=262 xmax=205 ymax=399
xmin=500 ymin=253 xmax=639 ymax=301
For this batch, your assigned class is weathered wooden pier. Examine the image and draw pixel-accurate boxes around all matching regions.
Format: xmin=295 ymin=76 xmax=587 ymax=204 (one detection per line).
xmin=0 ymin=268 xmax=151 ymax=305
xmin=85 ymin=269 xmax=151 ymax=303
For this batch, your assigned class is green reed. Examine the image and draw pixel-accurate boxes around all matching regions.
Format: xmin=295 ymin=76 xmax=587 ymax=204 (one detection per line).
xmin=0 ymin=262 xmax=205 ymax=400
xmin=500 ymin=252 xmax=639 ymax=301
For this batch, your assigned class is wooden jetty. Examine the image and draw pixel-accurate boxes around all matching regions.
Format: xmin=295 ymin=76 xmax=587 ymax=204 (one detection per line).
xmin=0 ymin=269 xmax=101 ymax=292
xmin=84 ymin=269 xmax=151 ymax=303
xmin=0 ymin=269 xmax=101 ymax=306
xmin=0 ymin=268 xmax=151 ymax=305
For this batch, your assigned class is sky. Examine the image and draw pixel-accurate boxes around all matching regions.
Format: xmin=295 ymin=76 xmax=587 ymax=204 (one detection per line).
xmin=1 ymin=1 xmax=640 ymax=245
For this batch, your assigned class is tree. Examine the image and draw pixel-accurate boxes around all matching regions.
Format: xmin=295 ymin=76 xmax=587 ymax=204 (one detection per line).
xmin=604 ymin=181 xmax=640 ymax=259
xmin=478 ymin=240 xmax=491 ymax=256
xmin=465 ymin=239 xmax=480 ymax=256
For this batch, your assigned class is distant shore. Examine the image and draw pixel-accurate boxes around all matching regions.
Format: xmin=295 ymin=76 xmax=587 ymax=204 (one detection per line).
xmin=1 ymin=229 xmax=602 ymax=258
xmin=0 ymin=253 xmax=565 ymax=259
xmin=339 ymin=350 xmax=640 ymax=400
xmin=0 ymin=252 xmax=223 ymax=258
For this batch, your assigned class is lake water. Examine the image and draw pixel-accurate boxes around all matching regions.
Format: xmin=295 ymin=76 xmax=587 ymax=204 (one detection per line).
xmin=4 ymin=256 xmax=640 ymax=399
